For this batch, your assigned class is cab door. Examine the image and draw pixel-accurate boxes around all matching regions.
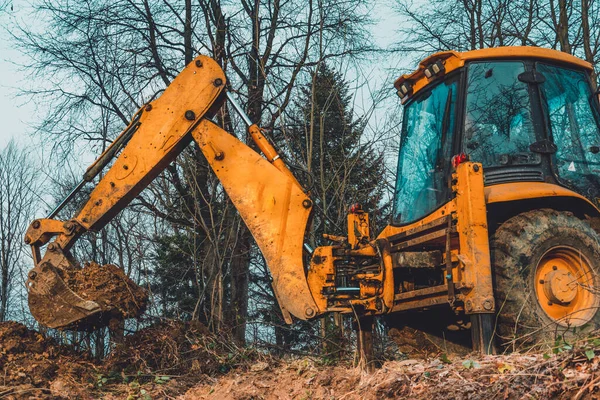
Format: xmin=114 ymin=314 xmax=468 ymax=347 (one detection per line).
xmin=537 ymin=63 xmax=600 ymax=202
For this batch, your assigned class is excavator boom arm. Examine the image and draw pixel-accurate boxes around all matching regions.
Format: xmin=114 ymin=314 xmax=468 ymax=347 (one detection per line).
xmin=24 ymin=55 xmax=319 ymax=329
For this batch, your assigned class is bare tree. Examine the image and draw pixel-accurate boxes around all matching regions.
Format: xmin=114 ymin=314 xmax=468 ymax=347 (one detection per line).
xmin=0 ymin=1 xmax=11 ymax=13
xmin=10 ymin=0 xmax=376 ymax=341
xmin=0 ymin=141 xmax=38 ymax=321
xmin=395 ymin=0 xmax=600 ymax=79
xmin=12 ymin=0 xmax=376 ymax=346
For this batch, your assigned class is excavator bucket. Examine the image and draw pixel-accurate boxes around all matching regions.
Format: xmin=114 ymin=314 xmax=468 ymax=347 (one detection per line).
xmin=27 ymin=255 xmax=148 ymax=330
xmin=28 ymin=263 xmax=102 ymax=330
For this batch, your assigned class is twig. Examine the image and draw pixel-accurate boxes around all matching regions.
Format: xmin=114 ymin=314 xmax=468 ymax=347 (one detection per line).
xmin=574 ymin=374 xmax=600 ymax=400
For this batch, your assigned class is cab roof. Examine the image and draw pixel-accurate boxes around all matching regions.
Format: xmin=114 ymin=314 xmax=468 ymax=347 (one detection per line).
xmin=394 ymin=46 xmax=593 ymax=97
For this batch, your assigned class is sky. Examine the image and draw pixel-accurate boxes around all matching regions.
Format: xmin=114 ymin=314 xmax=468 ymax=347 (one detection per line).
xmin=0 ymin=1 xmax=35 ymax=149
xmin=0 ymin=0 xmax=408 ymax=153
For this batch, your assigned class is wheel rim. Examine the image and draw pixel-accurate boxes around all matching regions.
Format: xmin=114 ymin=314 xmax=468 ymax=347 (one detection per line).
xmin=535 ymin=246 xmax=599 ymax=327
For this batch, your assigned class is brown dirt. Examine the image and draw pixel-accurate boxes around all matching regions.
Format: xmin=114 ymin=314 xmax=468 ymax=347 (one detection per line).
xmin=2 ymin=320 xmax=600 ymax=399
xmin=0 ymin=320 xmax=257 ymax=399
xmin=67 ymin=262 xmax=148 ymax=320
xmin=103 ymin=320 xmax=252 ymax=376
xmin=184 ymin=351 xmax=600 ymax=400
xmin=388 ymin=326 xmax=471 ymax=357
xmin=0 ymin=321 xmax=93 ymax=399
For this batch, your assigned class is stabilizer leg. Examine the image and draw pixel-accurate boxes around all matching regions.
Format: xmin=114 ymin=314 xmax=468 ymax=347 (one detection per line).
xmin=356 ymin=316 xmax=375 ymax=372
xmin=470 ymin=313 xmax=496 ymax=354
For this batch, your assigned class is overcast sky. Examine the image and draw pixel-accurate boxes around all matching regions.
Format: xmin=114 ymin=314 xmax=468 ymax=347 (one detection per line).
xmin=0 ymin=0 xmax=406 ymax=153
xmin=0 ymin=1 xmax=34 ymax=148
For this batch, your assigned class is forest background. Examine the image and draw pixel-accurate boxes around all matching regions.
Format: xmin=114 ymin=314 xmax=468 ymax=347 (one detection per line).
xmin=0 ymin=0 xmax=598 ymax=359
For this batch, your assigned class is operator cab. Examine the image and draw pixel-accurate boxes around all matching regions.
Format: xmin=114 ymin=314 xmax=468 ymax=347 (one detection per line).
xmin=392 ymin=47 xmax=600 ymax=225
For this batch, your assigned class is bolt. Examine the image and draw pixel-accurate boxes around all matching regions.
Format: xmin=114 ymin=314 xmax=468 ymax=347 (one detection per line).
xmin=32 ymin=220 xmax=40 ymax=229
xmin=195 ymin=59 xmax=203 ymax=68
xmin=214 ymin=151 xmax=225 ymax=161
xmin=145 ymin=104 xmax=152 ymax=111
xmin=214 ymin=78 xmax=223 ymax=87
xmin=48 ymin=243 xmax=57 ymax=252
xmin=64 ymin=222 xmax=73 ymax=230
xmin=473 ymin=164 xmax=480 ymax=172
xmin=483 ymin=299 xmax=493 ymax=311
xmin=553 ymin=265 xmax=558 ymax=271
xmin=302 ymin=199 xmax=312 ymax=209
xmin=305 ymin=307 xmax=315 ymax=318
xmin=95 ymin=199 xmax=103 ymax=206
xmin=539 ymin=279 xmax=545 ymax=284
xmin=185 ymin=110 xmax=196 ymax=121
xmin=110 ymin=182 xmax=115 ymax=187
xmin=465 ymin=300 xmax=473 ymax=311
xmin=24 ymin=237 xmax=31 ymax=244
xmin=123 ymin=165 xmax=129 ymax=170
xmin=28 ymin=271 xmax=37 ymax=280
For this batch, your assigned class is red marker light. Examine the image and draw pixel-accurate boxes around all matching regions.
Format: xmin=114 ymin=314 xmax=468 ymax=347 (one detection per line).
xmin=451 ymin=153 xmax=468 ymax=168
xmin=349 ymin=203 xmax=362 ymax=213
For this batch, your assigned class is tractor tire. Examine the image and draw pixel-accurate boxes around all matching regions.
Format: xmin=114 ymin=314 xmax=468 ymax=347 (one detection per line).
xmin=491 ymin=209 xmax=600 ymax=350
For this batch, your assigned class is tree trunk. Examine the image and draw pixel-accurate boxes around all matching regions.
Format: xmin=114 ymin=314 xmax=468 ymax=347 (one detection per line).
xmin=184 ymin=0 xmax=193 ymax=65
xmin=230 ymin=231 xmax=249 ymax=344
xmin=557 ymin=0 xmax=571 ymax=53
xmin=581 ymin=0 xmax=597 ymax=87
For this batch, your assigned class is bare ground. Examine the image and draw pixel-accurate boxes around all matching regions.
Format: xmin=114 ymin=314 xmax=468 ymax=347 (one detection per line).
xmin=2 ymin=321 xmax=600 ymax=399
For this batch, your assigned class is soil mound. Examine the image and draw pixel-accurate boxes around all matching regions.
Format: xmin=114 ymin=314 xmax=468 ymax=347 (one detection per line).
xmin=0 ymin=320 xmax=244 ymax=399
xmin=184 ymin=351 xmax=600 ymax=399
xmin=0 ymin=321 xmax=91 ymax=399
xmin=4 ymin=320 xmax=599 ymax=399
xmin=104 ymin=320 xmax=247 ymax=376
xmin=68 ymin=262 xmax=148 ymax=320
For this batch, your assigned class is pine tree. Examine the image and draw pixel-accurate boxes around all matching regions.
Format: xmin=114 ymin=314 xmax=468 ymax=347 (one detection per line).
xmin=253 ymin=63 xmax=386 ymax=356
xmin=288 ymin=63 xmax=385 ymax=246
xmin=151 ymin=233 xmax=200 ymax=320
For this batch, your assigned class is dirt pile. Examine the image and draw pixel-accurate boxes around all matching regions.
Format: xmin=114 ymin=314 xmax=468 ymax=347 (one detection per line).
xmin=0 ymin=320 xmax=257 ymax=399
xmin=0 ymin=321 xmax=92 ymax=399
xmin=3 ymin=320 xmax=600 ymax=399
xmin=104 ymin=320 xmax=254 ymax=376
xmin=68 ymin=262 xmax=148 ymax=320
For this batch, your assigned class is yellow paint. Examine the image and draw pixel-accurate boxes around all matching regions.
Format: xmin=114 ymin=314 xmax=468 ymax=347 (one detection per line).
xmin=395 ymin=46 xmax=592 ymax=102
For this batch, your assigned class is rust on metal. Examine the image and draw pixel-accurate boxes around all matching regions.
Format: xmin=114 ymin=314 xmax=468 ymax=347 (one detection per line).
xmin=25 ymin=55 xmax=226 ymax=330
xmin=453 ymin=162 xmax=495 ymax=315
xmin=394 ymin=251 xmax=443 ymax=269
xmin=192 ymin=119 xmax=319 ymax=321
xmin=391 ymin=227 xmax=455 ymax=252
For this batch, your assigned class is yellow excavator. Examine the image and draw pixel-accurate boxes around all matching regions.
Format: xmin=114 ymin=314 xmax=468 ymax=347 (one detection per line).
xmin=24 ymin=47 xmax=600 ymax=356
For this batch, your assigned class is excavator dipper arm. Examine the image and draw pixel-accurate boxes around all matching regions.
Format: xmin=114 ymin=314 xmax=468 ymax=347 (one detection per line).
xmin=24 ymin=55 xmax=320 ymax=330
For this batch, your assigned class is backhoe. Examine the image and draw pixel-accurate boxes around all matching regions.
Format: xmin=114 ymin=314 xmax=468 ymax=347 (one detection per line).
xmin=24 ymin=47 xmax=600 ymax=357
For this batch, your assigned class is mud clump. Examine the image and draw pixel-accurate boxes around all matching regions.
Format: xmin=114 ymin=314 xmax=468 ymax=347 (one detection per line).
xmin=69 ymin=262 xmax=148 ymax=320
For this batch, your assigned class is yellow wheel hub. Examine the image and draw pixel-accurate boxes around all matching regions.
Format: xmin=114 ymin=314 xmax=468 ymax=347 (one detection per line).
xmin=535 ymin=246 xmax=598 ymax=327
